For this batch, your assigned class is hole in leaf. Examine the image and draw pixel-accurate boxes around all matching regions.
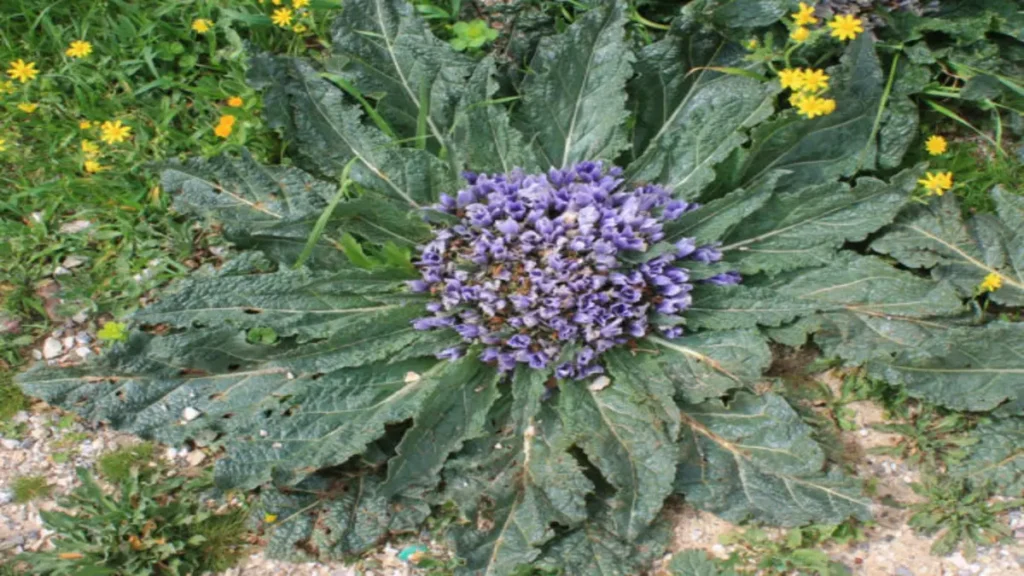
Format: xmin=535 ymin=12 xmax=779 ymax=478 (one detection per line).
xmin=227 ymin=364 xmax=241 ymax=372
xmin=242 ymin=308 xmax=263 ymax=315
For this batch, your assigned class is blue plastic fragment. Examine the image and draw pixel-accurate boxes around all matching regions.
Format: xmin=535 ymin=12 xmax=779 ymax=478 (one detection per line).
xmin=398 ymin=544 xmax=428 ymax=562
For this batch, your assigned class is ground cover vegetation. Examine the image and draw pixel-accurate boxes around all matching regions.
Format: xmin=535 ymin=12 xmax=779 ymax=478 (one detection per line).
xmin=2 ymin=0 xmax=1023 ymax=574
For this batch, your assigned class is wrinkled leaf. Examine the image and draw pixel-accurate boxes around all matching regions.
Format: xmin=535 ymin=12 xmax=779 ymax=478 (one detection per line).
xmin=677 ymin=392 xmax=871 ymax=526
xmin=519 ymin=0 xmax=634 ymax=167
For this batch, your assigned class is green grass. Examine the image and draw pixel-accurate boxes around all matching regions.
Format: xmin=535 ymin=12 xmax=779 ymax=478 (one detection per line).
xmin=98 ymin=441 xmax=157 ymax=482
xmin=0 ymin=0 xmax=340 ymax=367
xmin=0 ymin=368 xmax=28 ymax=421
xmin=10 ymin=474 xmax=51 ymax=503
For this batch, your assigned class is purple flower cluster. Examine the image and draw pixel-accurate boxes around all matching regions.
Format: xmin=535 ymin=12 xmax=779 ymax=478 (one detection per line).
xmin=409 ymin=162 xmax=740 ymax=379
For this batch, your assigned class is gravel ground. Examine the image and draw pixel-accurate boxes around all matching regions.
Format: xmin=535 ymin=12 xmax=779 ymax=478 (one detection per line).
xmin=4 ymin=330 xmax=1024 ymax=575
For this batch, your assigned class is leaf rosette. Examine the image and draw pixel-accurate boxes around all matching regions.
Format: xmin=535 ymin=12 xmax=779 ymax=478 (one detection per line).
xmin=18 ymin=1 xmax=1024 ymax=574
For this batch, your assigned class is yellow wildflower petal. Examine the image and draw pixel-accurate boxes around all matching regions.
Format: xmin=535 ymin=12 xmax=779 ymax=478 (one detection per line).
xmin=820 ymin=98 xmax=836 ymax=115
xmin=7 ymin=59 xmax=39 ymax=84
xmin=17 ymin=102 xmax=38 ymax=113
xmin=918 ymin=171 xmax=954 ymax=196
xmin=65 ymin=40 xmax=94 ymax=59
xmin=828 ymin=14 xmax=864 ymax=41
xmin=792 ymin=2 xmax=818 ymax=26
xmin=192 ymin=19 xmax=213 ymax=34
xmin=799 ymin=68 xmax=829 ymax=93
xmin=0 ymin=81 xmax=15 ymax=94
xmin=979 ymin=272 xmax=1003 ymax=293
xmin=227 ymin=96 xmax=244 ymax=107
xmin=790 ymin=26 xmax=811 ymax=43
xmin=293 ymin=23 xmax=308 ymax=33
xmin=925 ymin=135 xmax=948 ymax=156
xmin=264 ymin=513 xmax=278 ymax=523
xmin=81 ymin=140 xmax=100 ymax=157
xmin=778 ymin=68 xmax=804 ymax=91
xmin=79 ymin=120 xmax=93 ymax=130
xmin=272 ymin=8 xmax=294 ymax=28
xmin=293 ymin=0 xmax=310 ymax=7
xmin=84 ymin=160 xmax=105 ymax=174
xmin=100 ymin=120 xmax=132 ymax=145
xmin=745 ymin=38 xmax=759 ymax=50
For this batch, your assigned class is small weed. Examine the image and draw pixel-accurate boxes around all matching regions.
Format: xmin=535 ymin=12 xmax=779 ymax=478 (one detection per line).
xmin=97 ymin=441 xmax=157 ymax=483
xmin=908 ymin=476 xmax=1023 ymax=559
xmin=717 ymin=522 xmax=865 ymax=575
xmin=10 ymin=474 xmax=51 ymax=503
xmin=54 ymin=414 xmax=76 ymax=430
xmin=0 ymin=369 xmax=28 ymax=422
xmin=870 ymin=407 xmax=978 ymax=471
xmin=22 ymin=467 xmax=248 ymax=575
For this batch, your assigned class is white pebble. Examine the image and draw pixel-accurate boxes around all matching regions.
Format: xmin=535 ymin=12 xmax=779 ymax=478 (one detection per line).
xmin=182 ymin=407 xmax=201 ymax=421
xmin=42 ymin=338 xmax=63 ymax=360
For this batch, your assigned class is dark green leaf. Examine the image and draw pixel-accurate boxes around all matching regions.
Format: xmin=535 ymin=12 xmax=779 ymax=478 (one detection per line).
xmin=951 ymin=417 xmax=1024 ymax=496
xmin=677 ymin=393 xmax=871 ymax=526
xmin=453 ymin=58 xmax=539 ymax=174
xmin=262 ymin=474 xmax=429 ymax=561
xmin=519 ymin=0 xmax=634 ymax=167
xmin=559 ymin=349 xmax=679 ymax=540
xmin=867 ymin=322 xmax=1024 ymax=413
xmin=872 ymin=192 xmax=1024 ymax=305
xmin=647 ymin=331 xmax=772 ymax=403
xmin=628 ymin=14 xmax=775 ymax=198
xmin=328 ymin=0 xmax=474 ymax=149
xmin=721 ymin=169 xmax=919 ymax=275
xmin=727 ymin=35 xmax=884 ymax=192
xmin=382 ymin=357 xmax=501 ymax=496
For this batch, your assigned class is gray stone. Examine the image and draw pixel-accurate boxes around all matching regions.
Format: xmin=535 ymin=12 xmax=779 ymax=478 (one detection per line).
xmin=74 ymin=347 xmax=92 ymax=359
xmin=895 ymin=567 xmax=914 ymax=576
xmin=71 ymin=310 xmax=89 ymax=324
xmin=62 ymin=336 xmax=75 ymax=350
xmin=75 ymin=331 xmax=92 ymax=345
xmin=31 ymin=349 xmax=42 ymax=361
xmin=42 ymin=337 xmax=63 ymax=359
xmin=1 ymin=439 xmax=20 ymax=450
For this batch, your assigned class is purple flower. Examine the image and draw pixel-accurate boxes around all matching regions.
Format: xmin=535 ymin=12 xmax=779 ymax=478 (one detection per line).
xmin=409 ymin=163 xmax=740 ymax=380
xmin=437 ymin=347 xmax=465 ymax=361
xmin=704 ymin=271 xmax=742 ymax=286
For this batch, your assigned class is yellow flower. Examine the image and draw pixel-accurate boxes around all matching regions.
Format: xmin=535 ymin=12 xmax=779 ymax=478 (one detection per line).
xmin=745 ymin=38 xmax=759 ymax=50
xmin=81 ymin=140 xmax=100 ymax=157
xmin=100 ymin=120 xmax=132 ymax=144
xmin=293 ymin=0 xmax=310 ymax=7
xmin=192 ymin=19 xmax=213 ymax=34
xmin=778 ymin=68 xmax=804 ymax=91
xmin=214 ymin=114 xmax=236 ymax=138
xmin=790 ymin=26 xmax=811 ymax=43
xmin=65 ymin=40 xmax=93 ymax=59
xmin=820 ymin=98 xmax=836 ymax=115
xmin=800 ymin=68 xmax=829 ymax=93
xmin=17 ymin=102 xmax=38 ymax=113
xmin=0 ymin=138 xmax=7 ymax=152
xmin=918 ymin=171 xmax=953 ymax=196
xmin=789 ymin=91 xmax=808 ymax=108
xmin=793 ymin=2 xmax=818 ymax=26
xmin=272 ymin=0 xmax=282 ymax=4
xmin=925 ymin=135 xmax=948 ymax=156
xmin=79 ymin=120 xmax=93 ymax=129
xmin=227 ymin=96 xmax=244 ymax=107
xmin=979 ymin=272 xmax=1003 ymax=293
xmin=795 ymin=95 xmax=833 ymax=119
xmin=272 ymin=8 xmax=294 ymax=28
xmin=293 ymin=23 xmax=308 ymax=33
xmin=0 ymin=81 xmax=15 ymax=94
xmin=84 ymin=159 xmax=105 ymax=173
xmin=264 ymin=513 xmax=278 ymax=523
xmin=7 ymin=59 xmax=39 ymax=84
xmin=829 ymin=14 xmax=864 ymax=41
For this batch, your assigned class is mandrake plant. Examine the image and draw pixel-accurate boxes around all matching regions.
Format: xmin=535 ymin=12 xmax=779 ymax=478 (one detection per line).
xmin=19 ymin=0 xmax=1024 ymax=574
